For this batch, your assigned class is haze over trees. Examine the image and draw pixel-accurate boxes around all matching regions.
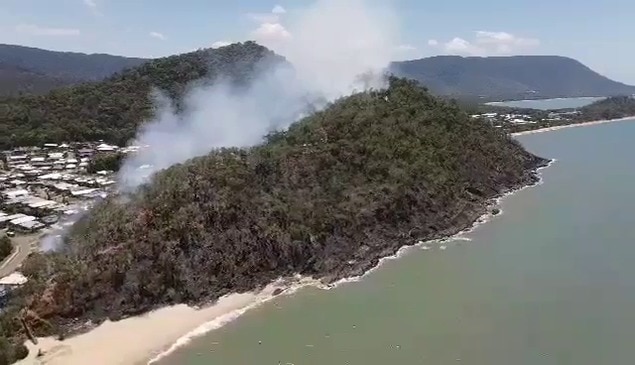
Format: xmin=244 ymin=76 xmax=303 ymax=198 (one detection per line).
xmin=0 ymin=42 xmax=282 ymax=149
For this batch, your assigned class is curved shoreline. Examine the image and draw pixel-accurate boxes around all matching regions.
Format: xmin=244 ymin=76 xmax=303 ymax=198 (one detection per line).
xmin=145 ymin=159 xmax=557 ymax=364
xmin=146 ymin=158 xmax=558 ymax=363
xmin=510 ymin=116 xmax=635 ymax=137
xmin=17 ymin=160 xmax=557 ymax=365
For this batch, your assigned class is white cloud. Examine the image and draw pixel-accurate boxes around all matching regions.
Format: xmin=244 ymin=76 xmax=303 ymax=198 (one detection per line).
xmin=430 ymin=31 xmax=540 ymax=56
xmin=475 ymin=31 xmax=539 ymax=53
xmin=252 ymin=22 xmax=292 ymax=43
xmin=212 ymin=40 xmax=232 ymax=48
xmin=247 ymin=13 xmax=280 ymax=24
xmin=83 ymin=0 xmax=97 ymax=8
xmin=247 ymin=6 xmax=286 ymax=24
xmin=149 ymin=31 xmax=166 ymax=40
xmin=264 ymin=0 xmax=399 ymax=98
xmin=444 ymin=37 xmax=475 ymax=54
xmin=247 ymin=5 xmax=287 ymax=26
xmin=272 ymin=5 xmax=286 ymax=14
xmin=15 ymin=24 xmax=80 ymax=37
xmin=393 ymin=44 xmax=419 ymax=61
xmin=396 ymin=44 xmax=416 ymax=52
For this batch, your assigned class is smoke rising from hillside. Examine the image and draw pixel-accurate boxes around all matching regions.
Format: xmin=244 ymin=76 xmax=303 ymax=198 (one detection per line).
xmin=118 ymin=0 xmax=400 ymax=190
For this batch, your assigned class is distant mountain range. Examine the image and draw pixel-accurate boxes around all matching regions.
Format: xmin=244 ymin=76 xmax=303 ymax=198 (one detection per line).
xmin=390 ymin=55 xmax=635 ymax=101
xmin=0 ymin=44 xmax=147 ymax=96
xmin=2 ymin=44 xmax=635 ymax=102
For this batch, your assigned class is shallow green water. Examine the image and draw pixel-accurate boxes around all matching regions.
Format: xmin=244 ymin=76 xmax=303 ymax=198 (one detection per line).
xmin=158 ymin=119 xmax=635 ymax=365
xmin=486 ymin=96 xmax=604 ymax=110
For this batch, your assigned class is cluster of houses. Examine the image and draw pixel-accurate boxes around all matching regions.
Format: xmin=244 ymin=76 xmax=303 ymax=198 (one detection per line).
xmin=471 ymin=110 xmax=585 ymax=128
xmin=0 ymin=142 xmax=140 ymax=235
xmin=0 ymin=142 xmax=147 ymax=303
xmin=470 ymin=112 xmax=541 ymax=127
xmin=546 ymin=110 xmax=580 ymax=121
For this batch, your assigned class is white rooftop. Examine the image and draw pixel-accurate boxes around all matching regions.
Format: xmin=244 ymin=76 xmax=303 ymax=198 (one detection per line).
xmin=27 ymin=199 xmax=58 ymax=209
xmin=97 ymin=143 xmax=118 ymax=151
xmin=38 ymin=173 xmax=63 ymax=180
xmin=17 ymin=221 xmax=44 ymax=230
xmin=10 ymin=215 xmax=36 ymax=225
xmin=71 ymin=188 xmax=98 ymax=196
xmin=4 ymin=214 xmax=26 ymax=220
xmin=0 ymin=273 xmax=27 ymax=286
xmin=48 ymin=152 xmax=64 ymax=159
xmin=2 ymin=189 xmax=29 ymax=198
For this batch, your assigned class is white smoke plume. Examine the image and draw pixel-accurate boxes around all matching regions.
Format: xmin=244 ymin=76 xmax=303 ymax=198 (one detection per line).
xmin=40 ymin=233 xmax=62 ymax=252
xmin=118 ymin=0 xmax=401 ymax=190
xmin=265 ymin=0 xmax=399 ymax=98
xmin=39 ymin=202 xmax=99 ymax=252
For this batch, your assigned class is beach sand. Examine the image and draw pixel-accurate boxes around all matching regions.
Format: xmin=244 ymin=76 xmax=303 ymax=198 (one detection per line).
xmin=15 ymin=284 xmax=285 ymax=365
xmin=511 ymin=116 xmax=635 ymax=137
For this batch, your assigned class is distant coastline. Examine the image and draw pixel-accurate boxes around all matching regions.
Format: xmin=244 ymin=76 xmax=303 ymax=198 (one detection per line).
xmin=487 ymin=96 xmax=605 ymax=104
xmin=486 ymin=96 xmax=606 ymax=111
xmin=511 ymin=116 xmax=635 ymax=137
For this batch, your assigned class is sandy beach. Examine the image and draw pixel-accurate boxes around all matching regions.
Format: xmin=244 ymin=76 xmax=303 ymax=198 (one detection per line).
xmin=15 ymin=283 xmax=287 ymax=365
xmin=511 ymin=116 xmax=635 ymax=136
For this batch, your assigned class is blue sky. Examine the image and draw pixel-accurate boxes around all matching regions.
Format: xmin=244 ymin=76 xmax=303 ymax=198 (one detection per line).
xmin=1 ymin=0 xmax=634 ymax=83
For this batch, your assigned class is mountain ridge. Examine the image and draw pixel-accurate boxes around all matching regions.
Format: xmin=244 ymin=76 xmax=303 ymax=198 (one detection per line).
xmin=390 ymin=55 xmax=635 ymax=101
xmin=3 ymin=44 xmax=635 ymax=102
xmin=0 ymin=43 xmax=148 ymax=96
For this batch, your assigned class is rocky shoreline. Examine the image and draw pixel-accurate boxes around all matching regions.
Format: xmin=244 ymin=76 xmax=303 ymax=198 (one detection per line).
xmin=318 ymin=156 xmax=551 ymax=284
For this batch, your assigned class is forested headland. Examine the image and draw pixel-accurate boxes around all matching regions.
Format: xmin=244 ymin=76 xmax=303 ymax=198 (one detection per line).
xmin=0 ymin=73 xmax=550 ymax=363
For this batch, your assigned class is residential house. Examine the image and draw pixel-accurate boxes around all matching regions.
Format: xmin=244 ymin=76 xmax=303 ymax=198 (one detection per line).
xmin=77 ymin=148 xmax=95 ymax=158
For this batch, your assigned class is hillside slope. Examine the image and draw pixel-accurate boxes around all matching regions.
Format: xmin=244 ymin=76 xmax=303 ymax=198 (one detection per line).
xmin=0 ymin=61 xmax=77 ymax=97
xmin=0 ymin=78 xmax=549 ymax=364
xmin=0 ymin=42 xmax=283 ymax=149
xmin=391 ymin=55 xmax=635 ymax=101
xmin=0 ymin=44 xmax=147 ymax=96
